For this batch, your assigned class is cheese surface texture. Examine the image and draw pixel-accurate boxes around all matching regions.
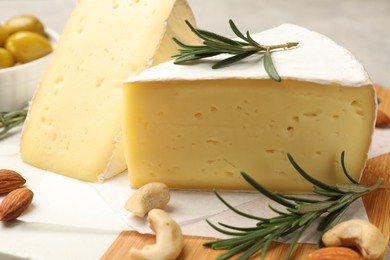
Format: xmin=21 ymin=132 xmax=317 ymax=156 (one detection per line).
xmin=20 ymin=0 xmax=199 ymax=182
xmin=123 ymin=24 xmax=376 ymax=192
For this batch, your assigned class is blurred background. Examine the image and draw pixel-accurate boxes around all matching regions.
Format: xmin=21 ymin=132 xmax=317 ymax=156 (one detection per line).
xmin=1 ymin=0 xmax=389 ymax=88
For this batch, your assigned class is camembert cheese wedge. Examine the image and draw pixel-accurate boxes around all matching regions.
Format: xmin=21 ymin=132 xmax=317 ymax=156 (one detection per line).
xmin=20 ymin=0 xmax=199 ymax=182
xmin=123 ymin=24 xmax=376 ymax=192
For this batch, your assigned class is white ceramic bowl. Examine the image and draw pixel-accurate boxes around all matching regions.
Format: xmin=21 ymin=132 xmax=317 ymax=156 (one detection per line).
xmin=0 ymin=29 xmax=59 ymax=111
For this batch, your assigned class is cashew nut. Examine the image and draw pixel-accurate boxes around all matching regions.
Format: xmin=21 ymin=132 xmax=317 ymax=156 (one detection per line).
xmin=322 ymin=219 xmax=386 ymax=259
xmin=130 ymin=209 xmax=184 ymax=260
xmin=125 ymin=182 xmax=170 ymax=217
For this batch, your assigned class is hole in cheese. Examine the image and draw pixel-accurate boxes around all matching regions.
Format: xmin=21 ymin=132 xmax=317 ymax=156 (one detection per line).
xmin=194 ymin=113 xmax=203 ymax=120
xmin=351 ymin=100 xmax=365 ymax=116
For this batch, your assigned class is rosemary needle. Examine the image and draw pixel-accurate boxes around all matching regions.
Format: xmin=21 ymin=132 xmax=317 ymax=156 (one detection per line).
xmin=172 ymin=20 xmax=298 ymax=82
xmin=204 ymin=152 xmax=384 ymax=260
xmin=0 ymin=108 xmax=28 ymax=140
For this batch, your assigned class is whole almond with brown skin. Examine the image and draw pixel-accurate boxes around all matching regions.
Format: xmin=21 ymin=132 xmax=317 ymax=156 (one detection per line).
xmin=376 ymin=110 xmax=390 ymax=127
xmin=307 ymin=247 xmax=363 ymax=260
xmin=0 ymin=187 xmax=33 ymax=221
xmin=0 ymin=169 xmax=26 ymax=194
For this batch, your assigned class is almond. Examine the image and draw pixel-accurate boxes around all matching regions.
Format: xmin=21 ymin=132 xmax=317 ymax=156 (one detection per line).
xmin=376 ymin=110 xmax=390 ymax=127
xmin=0 ymin=187 xmax=33 ymax=221
xmin=307 ymin=247 xmax=363 ymax=260
xmin=0 ymin=169 xmax=26 ymax=194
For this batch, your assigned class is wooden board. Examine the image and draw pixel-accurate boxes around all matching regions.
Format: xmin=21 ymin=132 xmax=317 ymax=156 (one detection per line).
xmin=103 ymin=85 xmax=390 ymax=259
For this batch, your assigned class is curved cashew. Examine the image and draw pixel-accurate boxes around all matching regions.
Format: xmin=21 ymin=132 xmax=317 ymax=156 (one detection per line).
xmin=130 ymin=209 xmax=184 ymax=260
xmin=125 ymin=182 xmax=170 ymax=217
xmin=322 ymin=219 xmax=386 ymax=259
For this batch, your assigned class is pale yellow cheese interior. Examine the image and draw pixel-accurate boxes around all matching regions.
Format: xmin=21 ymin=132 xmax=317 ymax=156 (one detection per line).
xmin=123 ymin=79 xmax=375 ymax=192
xmin=20 ymin=0 xmax=199 ymax=182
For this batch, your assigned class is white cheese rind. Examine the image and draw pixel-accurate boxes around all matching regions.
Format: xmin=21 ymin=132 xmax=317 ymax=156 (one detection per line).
xmin=126 ymin=24 xmax=371 ymax=87
xmin=20 ymin=0 xmax=199 ymax=182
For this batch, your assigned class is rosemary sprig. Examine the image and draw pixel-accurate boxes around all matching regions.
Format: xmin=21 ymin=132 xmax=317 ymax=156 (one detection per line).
xmin=204 ymin=152 xmax=384 ymax=259
xmin=172 ymin=20 xmax=299 ymax=82
xmin=0 ymin=109 xmax=28 ymax=140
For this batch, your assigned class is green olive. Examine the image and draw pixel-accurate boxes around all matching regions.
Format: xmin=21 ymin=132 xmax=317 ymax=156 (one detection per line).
xmin=0 ymin=25 xmax=9 ymax=47
xmin=4 ymin=14 xmax=45 ymax=35
xmin=5 ymin=31 xmax=52 ymax=63
xmin=0 ymin=48 xmax=15 ymax=69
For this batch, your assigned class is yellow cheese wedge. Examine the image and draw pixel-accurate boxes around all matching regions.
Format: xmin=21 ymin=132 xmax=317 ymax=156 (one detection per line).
xmin=123 ymin=24 xmax=376 ymax=192
xmin=21 ymin=0 xmax=199 ymax=182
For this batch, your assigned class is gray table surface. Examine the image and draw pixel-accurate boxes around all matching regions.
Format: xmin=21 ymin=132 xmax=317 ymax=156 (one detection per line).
xmin=1 ymin=0 xmax=389 ymax=259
